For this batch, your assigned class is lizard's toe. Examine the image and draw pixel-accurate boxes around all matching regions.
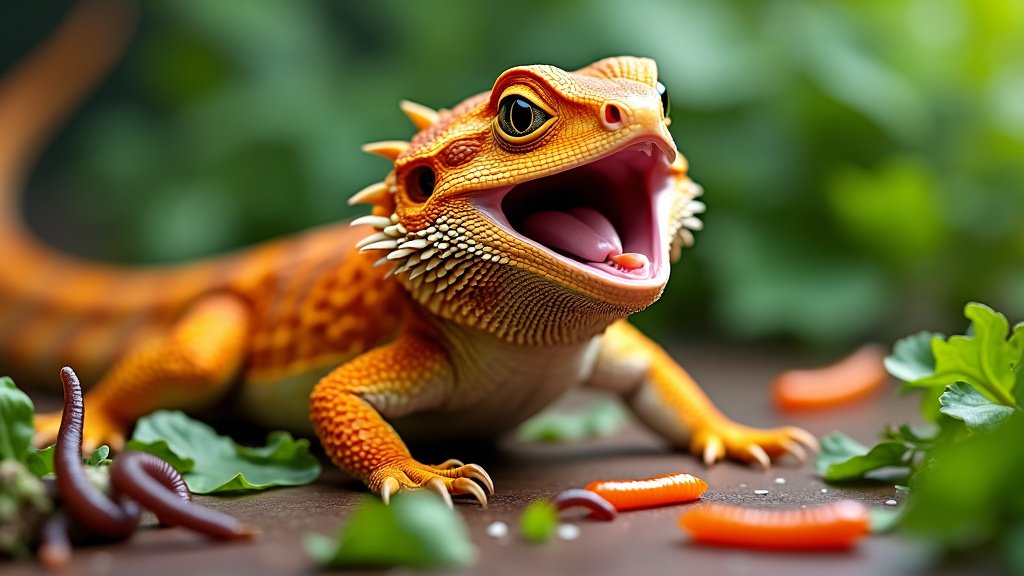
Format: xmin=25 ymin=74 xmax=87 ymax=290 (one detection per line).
xmin=369 ymin=458 xmax=494 ymax=508
xmin=452 ymin=477 xmax=488 ymax=507
xmin=692 ymin=421 xmax=819 ymax=468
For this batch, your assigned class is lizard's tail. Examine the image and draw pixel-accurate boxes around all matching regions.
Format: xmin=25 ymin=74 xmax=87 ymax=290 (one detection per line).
xmin=0 ymin=0 xmax=136 ymax=238
xmin=0 ymin=1 xmax=227 ymax=384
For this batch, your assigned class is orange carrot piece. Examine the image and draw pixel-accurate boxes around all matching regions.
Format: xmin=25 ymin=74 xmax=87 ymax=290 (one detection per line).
xmin=585 ymin=472 xmax=707 ymax=511
xmin=679 ymin=500 xmax=870 ymax=551
xmin=772 ymin=344 xmax=889 ymax=412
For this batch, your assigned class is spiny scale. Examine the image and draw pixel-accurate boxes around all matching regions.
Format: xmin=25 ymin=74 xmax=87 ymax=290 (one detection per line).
xmin=400 ymin=100 xmax=440 ymax=130
xmin=669 ymin=182 xmax=706 ymax=262
xmin=348 ymin=181 xmax=391 ymax=207
xmin=362 ymin=140 xmax=410 ymax=161
xmin=355 ymin=213 xmax=511 ymax=301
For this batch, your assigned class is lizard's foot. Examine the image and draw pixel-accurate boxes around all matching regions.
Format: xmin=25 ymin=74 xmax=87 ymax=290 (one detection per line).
xmin=33 ymin=407 xmax=126 ymax=453
xmin=691 ymin=419 xmax=819 ymax=468
xmin=368 ymin=458 xmax=494 ymax=508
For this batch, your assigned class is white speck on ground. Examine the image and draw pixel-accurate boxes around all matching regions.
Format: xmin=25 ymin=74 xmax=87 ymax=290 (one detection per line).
xmin=557 ymin=523 xmax=580 ymax=541
xmin=486 ymin=521 xmax=509 ymax=539
xmin=774 ymin=477 xmax=786 ymax=484
xmin=754 ymin=489 xmax=769 ymax=495
xmin=884 ymin=499 xmax=898 ymax=506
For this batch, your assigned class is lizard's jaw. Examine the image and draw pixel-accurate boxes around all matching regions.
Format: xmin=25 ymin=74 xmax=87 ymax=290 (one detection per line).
xmin=473 ymin=138 xmax=675 ymax=289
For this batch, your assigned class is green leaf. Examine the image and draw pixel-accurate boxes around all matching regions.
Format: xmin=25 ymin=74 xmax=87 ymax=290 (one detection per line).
xmin=26 ymin=445 xmax=114 ymax=477
xmin=816 ymin=431 xmax=869 ymax=475
xmin=0 ymin=377 xmax=36 ymax=463
xmin=84 ymin=445 xmax=112 ymax=467
xmin=870 ymin=507 xmax=903 ymax=534
xmin=817 ymin=431 xmax=913 ymax=482
xmin=939 ymin=383 xmax=1015 ymax=432
xmin=516 ymin=400 xmax=625 ymax=443
xmin=883 ymin=424 xmax=935 ymax=446
xmin=305 ymin=492 xmax=477 ymax=568
xmin=127 ymin=410 xmax=319 ymax=493
xmin=25 ymin=446 xmax=54 ymax=477
xmin=520 ymin=500 xmax=559 ymax=543
xmin=911 ymin=303 xmax=1023 ymax=409
xmin=900 ymin=416 xmax=1024 ymax=551
xmin=885 ymin=331 xmax=941 ymax=382
xmin=1004 ymin=522 xmax=1024 ymax=576
xmin=125 ymin=437 xmax=194 ymax=473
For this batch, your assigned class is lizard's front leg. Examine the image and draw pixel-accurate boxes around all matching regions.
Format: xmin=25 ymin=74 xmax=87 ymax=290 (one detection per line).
xmin=587 ymin=320 xmax=818 ymax=467
xmin=310 ymin=333 xmax=492 ymax=507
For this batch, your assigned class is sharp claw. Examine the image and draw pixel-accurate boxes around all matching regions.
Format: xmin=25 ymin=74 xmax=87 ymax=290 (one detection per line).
xmin=452 ymin=478 xmax=488 ymax=508
xmin=425 ymin=477 xmax=454 ymax=509
xmin=462 ymin=464 xmax=494 ymax=495
xmin=780 ymin=439 xmax=808 ymax=464
xmin=746 ymin=444 xmax=771 ymax=469
xmin=380 ymin=477 xmax=401 ymax=505
xmin=435 ymin=459 xmax=464 ymax=470
xmin=703 ymin=437 xmax=724 ymax=466
xmin=789 ymin=428 xmax=821 ymax=453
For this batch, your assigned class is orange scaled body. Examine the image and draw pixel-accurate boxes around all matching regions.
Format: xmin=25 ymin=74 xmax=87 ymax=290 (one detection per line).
xmin=1 ymin=0 xmax=816 ymax=506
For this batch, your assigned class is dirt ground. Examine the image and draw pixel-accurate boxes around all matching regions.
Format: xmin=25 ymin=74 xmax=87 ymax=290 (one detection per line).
xmin=6 ymin=342 xmax=980 ymax=576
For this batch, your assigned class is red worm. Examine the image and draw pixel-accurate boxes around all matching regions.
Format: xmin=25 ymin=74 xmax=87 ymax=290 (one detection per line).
xmin=54 ymin=367 xmax=141 ymax=540
xmin=585 ymin=472 xmax=708 ymax=511
xmin=110 ymin=452 xmax=257 ymax=540
xmin=550 ymin=488 xmax=617 ymax=521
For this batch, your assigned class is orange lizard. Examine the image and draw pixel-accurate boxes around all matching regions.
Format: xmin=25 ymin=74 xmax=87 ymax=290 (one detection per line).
xmin=0 ymin=0 xmax=817 ymax=507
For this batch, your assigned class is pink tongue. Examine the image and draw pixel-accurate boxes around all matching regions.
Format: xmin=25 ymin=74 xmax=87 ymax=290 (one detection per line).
xmin=521 ymin=208 xmax=624 ymax=263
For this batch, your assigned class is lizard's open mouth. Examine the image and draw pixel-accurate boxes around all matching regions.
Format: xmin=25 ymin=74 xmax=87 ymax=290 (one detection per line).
xmin=473 ymin=138 xmax=675 ymax=286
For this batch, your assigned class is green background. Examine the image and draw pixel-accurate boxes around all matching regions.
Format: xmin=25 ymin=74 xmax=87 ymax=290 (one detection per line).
xmin=2 ymin=0 xmax=1022 ymax=349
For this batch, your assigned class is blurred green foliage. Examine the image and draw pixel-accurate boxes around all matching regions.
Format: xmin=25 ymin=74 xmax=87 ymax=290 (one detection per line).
xmin=3 ymin=0 xmax=1022 ymax=347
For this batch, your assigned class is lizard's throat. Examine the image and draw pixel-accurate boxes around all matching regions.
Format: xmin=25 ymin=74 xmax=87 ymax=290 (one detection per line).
xmin=475 ymin=140 xmax=674 ymax=285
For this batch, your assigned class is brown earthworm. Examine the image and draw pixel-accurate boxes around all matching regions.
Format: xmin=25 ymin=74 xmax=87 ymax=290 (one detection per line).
xmin=37 ymin=511 xmax=72 ymax=570
xmin=54 ymin=366 xmax=141 ymax=540
xmin=110 ymin=452 xmax=257 ymax=540
xmin=53 ymin=366 xmax=256 ymax=542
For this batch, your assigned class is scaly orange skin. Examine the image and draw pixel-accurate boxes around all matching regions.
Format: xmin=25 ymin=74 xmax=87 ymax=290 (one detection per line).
xmin=1 ymin=0 xmax=817 ymax=506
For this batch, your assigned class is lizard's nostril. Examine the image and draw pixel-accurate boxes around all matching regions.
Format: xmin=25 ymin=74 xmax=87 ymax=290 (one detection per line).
xmin=601 ymin=102 xmax=624 ymax=131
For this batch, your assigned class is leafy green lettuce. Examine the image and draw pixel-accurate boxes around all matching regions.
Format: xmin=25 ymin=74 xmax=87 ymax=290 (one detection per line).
xmin=818 ymin=302 xmax=1024 ymax=571
xmin=25 ymin=444 xmax=111 ymax=477
xmin=818 ymin=302 xmax=1023 ymax=482
xmin=0 ymin=377 xmax=35 ymax=463
xmin=519 ymin=500 xmax=559 ymax=543
xmin=127 ymin=410 xmax=320 ymax=494
xmin=305 ymin=492 xmax=477 ymax=568
xmin=516 ymin=399 xmax=625 ymax=443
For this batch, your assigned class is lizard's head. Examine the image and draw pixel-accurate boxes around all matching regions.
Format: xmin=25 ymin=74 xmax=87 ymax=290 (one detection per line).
xmin=352 ymin=56 xmax=704 ymax=345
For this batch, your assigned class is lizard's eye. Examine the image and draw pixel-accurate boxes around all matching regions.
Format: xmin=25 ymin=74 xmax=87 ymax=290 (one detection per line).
xmin=656 ymin=81 xmax=670 ymax=119
xmin=494 ymin=94 xmax=555 ymax=145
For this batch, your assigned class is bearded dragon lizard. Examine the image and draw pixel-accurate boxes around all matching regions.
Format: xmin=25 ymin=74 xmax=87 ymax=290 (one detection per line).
xmin=0 ymin=0 xmax=816 ymax=507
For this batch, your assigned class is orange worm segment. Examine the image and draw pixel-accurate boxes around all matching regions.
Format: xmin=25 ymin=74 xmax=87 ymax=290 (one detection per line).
xmin=585 ymin=472 xmax=707 ymax=511
xmin=678 ymin=499 xmax=870 ymax=551
xmin=772 ymin=344 xmax=889 ymax=412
